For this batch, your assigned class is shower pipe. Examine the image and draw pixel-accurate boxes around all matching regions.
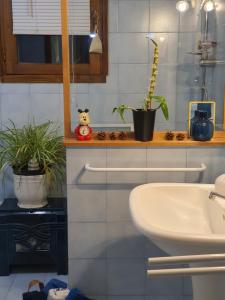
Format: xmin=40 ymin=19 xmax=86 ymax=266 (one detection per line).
xmin=148 ymin=253 xmax=225 ymax=276
xmin=85 ymin=163 xmax=207 ymax=173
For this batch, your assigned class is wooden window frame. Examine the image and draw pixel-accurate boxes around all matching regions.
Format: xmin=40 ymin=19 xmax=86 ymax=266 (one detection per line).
xmin=0 ymin=0 xmax=108 ymax=83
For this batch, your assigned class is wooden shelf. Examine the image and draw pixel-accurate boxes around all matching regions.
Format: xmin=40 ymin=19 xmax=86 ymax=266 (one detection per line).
xmin=64 ymin=131 xmax=225 ymax=148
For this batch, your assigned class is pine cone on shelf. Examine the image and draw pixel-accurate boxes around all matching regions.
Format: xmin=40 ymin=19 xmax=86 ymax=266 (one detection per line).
xmin=109 ymin=132 xmax=116 ymax=140
xmin=176 ymin=133 xmax=185 ymax=141
xmin=97 ymin=131 xmax=106 ymax=140
xmin=165 ymin=131 xmax=175 ymax=141
xmin=118 ymin=131 xmax=127 ymax=140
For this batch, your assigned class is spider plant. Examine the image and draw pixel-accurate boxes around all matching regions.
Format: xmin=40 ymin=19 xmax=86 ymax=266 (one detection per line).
xmin=0 ymin=121 xmax=66 ymax=186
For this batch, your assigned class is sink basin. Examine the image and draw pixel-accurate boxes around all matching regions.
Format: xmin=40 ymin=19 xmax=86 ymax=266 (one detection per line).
xmin=130 ymin=183 xmax=225 ymax=300
xmin=130 ymin=183 xmax=225 ymax=255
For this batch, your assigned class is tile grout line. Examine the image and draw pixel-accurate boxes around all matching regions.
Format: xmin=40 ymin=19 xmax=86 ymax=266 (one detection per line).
xmin=5 ymin=274 xmax=17 ymax=300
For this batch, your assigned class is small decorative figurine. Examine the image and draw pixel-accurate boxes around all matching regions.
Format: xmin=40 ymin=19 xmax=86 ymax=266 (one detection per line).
xmin=97 ymin=131 xmax=106 ymax=140
xmin=165 ymin=131 xmax=175 ymax=141
xmin=75 ymin=109 xmax=92 ymax=141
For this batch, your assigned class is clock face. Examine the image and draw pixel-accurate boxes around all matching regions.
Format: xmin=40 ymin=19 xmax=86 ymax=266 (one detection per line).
xmin=79 ymin=126 xmax=90 ymax=136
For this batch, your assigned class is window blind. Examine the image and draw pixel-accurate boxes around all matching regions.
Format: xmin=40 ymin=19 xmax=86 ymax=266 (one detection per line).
xmin=12 ymin=0 xmax=90 ymax=35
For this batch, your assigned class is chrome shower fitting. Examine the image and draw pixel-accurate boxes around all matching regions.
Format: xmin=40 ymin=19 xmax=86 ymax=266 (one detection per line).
xmin=187 ymin=41 xmax=217 ymax=60
xmin=198 ymin=40 xmax=217 ymax=60
xmin=198 ymin=40 xmax=217 ymax=50
xmin=200 ymin=60 xmax=225 ymax=66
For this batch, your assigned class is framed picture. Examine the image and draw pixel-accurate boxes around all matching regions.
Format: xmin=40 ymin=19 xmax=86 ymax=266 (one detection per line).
xmin=188 ymin=101 xmax=216 ymax=137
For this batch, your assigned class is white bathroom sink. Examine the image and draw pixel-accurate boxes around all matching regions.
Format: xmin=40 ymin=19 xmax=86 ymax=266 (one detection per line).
xmin=130 ymin=183 xmax=225 ymax=256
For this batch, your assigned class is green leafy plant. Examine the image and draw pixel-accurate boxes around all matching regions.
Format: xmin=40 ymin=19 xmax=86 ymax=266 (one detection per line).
xmin=0 ymin=121 xmax=66 ymax=186
xmin=113 ymin=39 xmax=169 ymax=122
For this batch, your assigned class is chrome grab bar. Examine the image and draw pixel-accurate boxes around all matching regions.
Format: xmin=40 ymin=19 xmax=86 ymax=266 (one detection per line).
xmin=148 ymin=266 xmax=225 ymax=277
xmin=148 ymin=253 xmax=225 ymax=277
xmin=148 ymin=253 xmax=225 ymax=265
xmin=85 ymin=163 xmax=207 ymax=173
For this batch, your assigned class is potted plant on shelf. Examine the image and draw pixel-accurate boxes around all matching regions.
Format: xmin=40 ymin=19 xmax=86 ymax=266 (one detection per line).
xmin=113 ymin=39 xmax=169 ymax=141
xmin=0 ymin=121 xmax=65 ymax=208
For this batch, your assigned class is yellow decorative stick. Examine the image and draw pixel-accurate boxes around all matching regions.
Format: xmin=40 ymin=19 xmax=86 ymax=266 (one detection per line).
xmin=146 ymin=39 xmax=159 ymax=109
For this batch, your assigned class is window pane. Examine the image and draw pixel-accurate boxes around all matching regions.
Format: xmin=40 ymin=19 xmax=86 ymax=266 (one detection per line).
xmin=17 ymin=35 xmax=91 ymax=64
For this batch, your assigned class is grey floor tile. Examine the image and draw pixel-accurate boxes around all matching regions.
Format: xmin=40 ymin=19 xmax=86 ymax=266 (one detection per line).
xmin=0 ymin=271 xmax=68 ymax=300
xmin=0 ymin=274 xmax=16 ymax=287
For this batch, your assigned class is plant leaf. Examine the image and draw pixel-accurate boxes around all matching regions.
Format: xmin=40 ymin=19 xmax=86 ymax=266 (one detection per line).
xmin=112 ymin=105 xmax=131 ymax=122
xmin=150 ymin=96 xmax=169 ymax=120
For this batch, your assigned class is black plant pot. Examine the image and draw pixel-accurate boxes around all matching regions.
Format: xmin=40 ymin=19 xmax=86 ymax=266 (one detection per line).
xmin=132 ymin=109 xmax=156 ymax=141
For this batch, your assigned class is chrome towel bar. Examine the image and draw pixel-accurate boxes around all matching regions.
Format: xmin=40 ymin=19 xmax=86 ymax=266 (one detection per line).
xmin=148 ymin=253 xmax=225 ymax=265
xmin=147 ymin=266 xmax=225 ymax=277
xmin=148 ymin=253 xmax=225 ymax=277
xmin=85 ymin=163 xmax=207 ymax=173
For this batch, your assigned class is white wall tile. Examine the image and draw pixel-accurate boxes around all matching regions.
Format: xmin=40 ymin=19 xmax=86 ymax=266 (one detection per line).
xmin=66 ymin=148 xmax=107 ymax=185
xmin=179 ymin=5 xmax=199 ymax=32
xmin=118 ymin=0 xmax=149 ymax=33
xmin=147 ymin=148 xmax=187 ymax=183
xmin=30 ymin=84 xmax=62 ymax=94
xmin=146 ymin=271 xmax=183 ymax=296
xmin=70 ymin=83 xmax=89 ymax=94
xmin=107 ymin=148 xmax=147 ymax=184
xmin=110 ymin=33 xmax=149 ymax=64
xmin=109 ymin=0 xmax=118 ymax=33
xmin=1 ymin=94 xmax=31 ymax=128
xmin=107 ymin=259 xmax=146 ymax=295
xmin=186 ymin=148 xmax=225 ymax=183
xmin=67 ymin=185 xmax=106 ymax=222
xmin=106 ymin=186 xmax=134 ymax=222
xmin=86 ymin=94 xmax=120 ymax=124
xmin=0 ymin=84 xmax=30 ymax=94
xmin=156 ymin=65 xmax=177 ymax=99
xmin=68 ymin=223 xmax=107 ymax=258
xmin=183 ymin=277 xmax=193 ymax=296
xmin=68 ymin=259 xmax=107 ymax=295
xmin=89 ymin=64 xmax=118 ymax=94
xmin=109 ymin=297 xmax=145 ymax=300
xmin=150 ymin=0 xmax=179 ymax=32
xmin=118 ymin=64 xmax=149 ymax=94
xmin=177 ymin=32 xmax=198 ymax=65
xmin=31 ymin=93 xmax=64 ymax=125
xmin=107 ymin=222 xmax=146 ymax=258
xmin=146 ymin=296 xmax=184 ymax=300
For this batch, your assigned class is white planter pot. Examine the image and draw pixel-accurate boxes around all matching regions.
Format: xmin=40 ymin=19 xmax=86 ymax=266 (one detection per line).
xmin=13 ymin=174 xmax=48 ymax=208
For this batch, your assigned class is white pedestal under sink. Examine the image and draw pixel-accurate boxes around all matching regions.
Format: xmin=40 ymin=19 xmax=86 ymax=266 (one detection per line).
xmin=129 ymin=183 xmax=225 ymax=300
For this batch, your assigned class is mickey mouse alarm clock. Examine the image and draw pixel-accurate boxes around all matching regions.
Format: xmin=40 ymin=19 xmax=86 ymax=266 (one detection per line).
xmin=75 ymin=109 xmax=92 ymax=141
